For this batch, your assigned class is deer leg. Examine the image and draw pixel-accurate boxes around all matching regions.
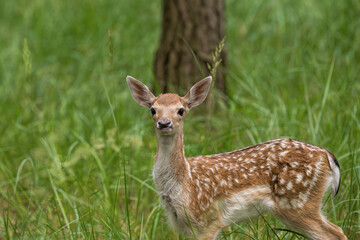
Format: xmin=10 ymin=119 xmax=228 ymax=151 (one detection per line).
xmin=196 ymin=222 xmax=224 ymax=240
xmin=197 ymin=228 xmax=222 ymax=240
xmin=320 ymin=216 xmax=347 ymax=240
xmin=275 ymin=211 xmax=347 ymax=240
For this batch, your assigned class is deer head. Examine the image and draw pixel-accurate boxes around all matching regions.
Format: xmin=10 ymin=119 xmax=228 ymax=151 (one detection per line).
xmin=126 ymin=76 xmax=212 ymax=136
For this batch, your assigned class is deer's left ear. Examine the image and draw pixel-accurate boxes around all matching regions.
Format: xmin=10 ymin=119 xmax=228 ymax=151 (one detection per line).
xmin=126 ymin=76 xmax=156 ymax=108
xmin=183 ymin=76 xmax=212 ymax=109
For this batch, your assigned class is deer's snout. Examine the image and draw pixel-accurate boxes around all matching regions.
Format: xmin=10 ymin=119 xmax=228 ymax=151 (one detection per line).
xmin=157 ymin=118 xmax=172 ymax=129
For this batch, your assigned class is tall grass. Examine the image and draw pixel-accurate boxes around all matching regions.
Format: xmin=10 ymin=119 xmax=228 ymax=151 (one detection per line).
xmin=0 ymin=0 xmax=359 ymax=239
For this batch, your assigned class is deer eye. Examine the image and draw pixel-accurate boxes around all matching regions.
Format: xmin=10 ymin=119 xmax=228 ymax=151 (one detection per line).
xmin=150 ymin=107 xmax=156 ymax=116
xmin=178 ymin=108 xmax=184 ymax=116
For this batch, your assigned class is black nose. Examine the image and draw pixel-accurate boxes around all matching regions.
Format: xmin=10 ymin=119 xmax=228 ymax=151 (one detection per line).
xmin=157 ymin=120 xmax=172 ymax=129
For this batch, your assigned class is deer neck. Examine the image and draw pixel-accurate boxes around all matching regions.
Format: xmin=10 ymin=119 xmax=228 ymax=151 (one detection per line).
xmin=155 ymin=129 xmax=185 ymax=168
xmin=153 ymin=128 xmax=188 ymax=189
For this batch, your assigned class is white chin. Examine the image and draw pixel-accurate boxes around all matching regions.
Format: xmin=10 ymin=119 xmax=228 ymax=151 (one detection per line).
xmin=157 ymin=128 xmax=174 ymax=135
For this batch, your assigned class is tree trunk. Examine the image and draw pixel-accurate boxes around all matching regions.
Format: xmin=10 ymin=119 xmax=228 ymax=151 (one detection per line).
xmin=154 ymin=0 xmax=226 ymax=95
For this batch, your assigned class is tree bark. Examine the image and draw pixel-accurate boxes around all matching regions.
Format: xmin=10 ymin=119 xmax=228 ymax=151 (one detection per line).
xmin=154 ymin=0 xmax=226 ymax=95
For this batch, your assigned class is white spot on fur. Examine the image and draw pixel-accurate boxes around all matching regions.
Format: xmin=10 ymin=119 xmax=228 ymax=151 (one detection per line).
xmin=280 ymin=142 xmax=288 ymax=149
xmin=286 ymin=182 xmax=293 ymax=190
xmin=306 ymin=168 xmax=312 ymax=176
xmin=290 ymin=161 xmax=299 ymax=167
xmin=299 ymin=192 xmax=307 ymax=202
xmin=279 ymin=151 xmax=289 ymax=157
xmin=220 ymin=179 xmax=227 ymax=186
xmin=270 ymin=153 xmax=277 ymax=159
xmin=296 ymin=173 xmax=303 ymax=183
xmin=303 ymin=180 xmax=309 ymax=187
xmin=270 ymin=161 xmax=277 ymax=166
xmin=291 ymin=199 xmax=301 ymax=208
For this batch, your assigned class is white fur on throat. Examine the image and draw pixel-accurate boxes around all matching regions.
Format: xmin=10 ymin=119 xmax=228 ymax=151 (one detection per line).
xmin=153 ymin=133 xmax=190 ymax=233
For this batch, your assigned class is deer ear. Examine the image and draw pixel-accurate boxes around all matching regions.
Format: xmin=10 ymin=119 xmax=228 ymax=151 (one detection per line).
xmin=183 ymin=76 xmax=212 ymax=109
xmin=126 ymin=76 xmax=156 ymax=108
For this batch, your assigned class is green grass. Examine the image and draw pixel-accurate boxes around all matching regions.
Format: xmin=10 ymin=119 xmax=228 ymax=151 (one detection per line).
xmin=0 ymin=0 xmax=359 ymax=239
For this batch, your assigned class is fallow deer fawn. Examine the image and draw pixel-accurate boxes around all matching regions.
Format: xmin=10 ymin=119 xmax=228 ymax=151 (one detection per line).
xmin=126 ymin=76 xmax=347 ymax=240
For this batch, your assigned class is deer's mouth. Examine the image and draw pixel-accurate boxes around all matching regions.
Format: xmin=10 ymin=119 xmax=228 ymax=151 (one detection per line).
xmin=157 ymin=126 xmax=173 ymax=134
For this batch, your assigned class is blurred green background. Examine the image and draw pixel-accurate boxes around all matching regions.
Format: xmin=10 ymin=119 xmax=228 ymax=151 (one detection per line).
xmin=0 ymin=0 xmax=359 ymax=239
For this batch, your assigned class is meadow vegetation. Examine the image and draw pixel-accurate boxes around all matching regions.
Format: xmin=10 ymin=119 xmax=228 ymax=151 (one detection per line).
xmin=0 ymin=0 xmax=359 ymax=239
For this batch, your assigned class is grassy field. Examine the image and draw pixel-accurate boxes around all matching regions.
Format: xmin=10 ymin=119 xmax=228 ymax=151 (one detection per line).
xmin=1 ymin=0 xmax=359 ymax=239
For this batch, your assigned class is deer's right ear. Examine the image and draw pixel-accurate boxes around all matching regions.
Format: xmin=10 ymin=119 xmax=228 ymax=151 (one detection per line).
xmin=126 ymin=76 xmax=156 ymax=108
